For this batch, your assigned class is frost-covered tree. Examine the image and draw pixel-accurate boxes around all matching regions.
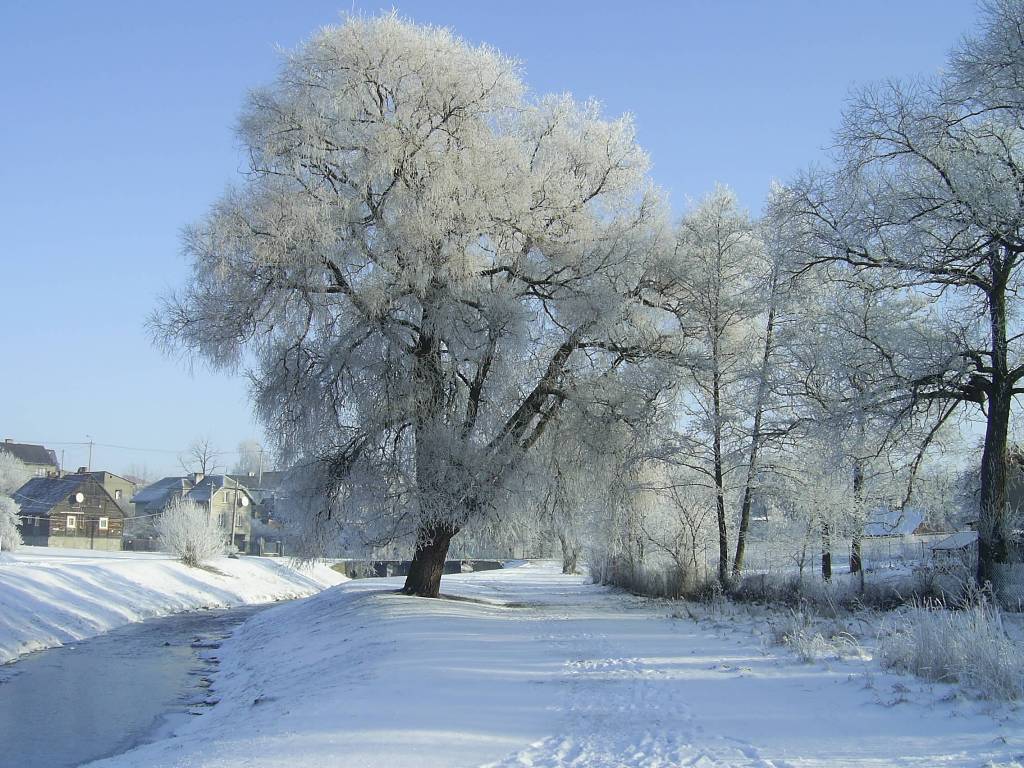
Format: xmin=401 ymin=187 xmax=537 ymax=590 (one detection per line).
xmin=231 ymin=439 xmax=264 ymax=477
xmin=0 ymin=496 xmax=22 ymax=552
xmin=791 ymin=0 xmax=1024 ymax=585
xmin=154 ymin=15 xmax=675 ymax=596
xmin=157 ymin=498 xmax=225 ymax=567
xmin=0 ymin=452 xmax=30 ymax=496
xmin=660 ymin=186 xmax=763 ymax=585
xmin=0 ymin=453 xmax=29 ymax=552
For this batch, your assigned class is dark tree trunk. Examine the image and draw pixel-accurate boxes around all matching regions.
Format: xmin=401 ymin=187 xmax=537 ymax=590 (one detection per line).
xmin=558 ymin=532 xmax=580 ymax=574
xmin=978 ymin=276 xmax=1012 ymax=587
xmin=711 ymin=350 xmax=730 ymax=587
xmin=402 ymin=525 xmax=455 ymax=597
xmin=850 ymin=459 xmax=864 ymax=575
xmin=821 ymin=519 xmax=832 ymax=581
xmin=733 ymin=297 xmax=777 ymax=581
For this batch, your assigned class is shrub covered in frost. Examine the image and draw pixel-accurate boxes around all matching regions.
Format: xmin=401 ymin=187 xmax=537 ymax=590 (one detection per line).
xmin=878 ymin=601 xmax=1024 ymax=700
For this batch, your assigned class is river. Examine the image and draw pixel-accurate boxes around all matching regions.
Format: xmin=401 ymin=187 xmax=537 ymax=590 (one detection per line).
xmin=0 ymin=604 xmax=267 ymax=768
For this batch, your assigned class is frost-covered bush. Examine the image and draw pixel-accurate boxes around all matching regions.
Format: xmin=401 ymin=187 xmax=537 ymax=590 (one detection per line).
xmin=879 ymin=602 xmax=1024 ymax=700
xmin=0 ymin=496 xmax=22 ymax=552
xmin=157 ymin=498 xmax=225 ymax=567
xmin=769 ymin=609 xmax=866 ymax=663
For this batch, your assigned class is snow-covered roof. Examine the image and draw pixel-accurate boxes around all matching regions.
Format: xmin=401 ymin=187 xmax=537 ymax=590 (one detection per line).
xmin=14 ymin=476 xmax=96 ymax=516
xmin=132 ymin=477 xmax=192 ymax=506
xmin=0 ymin=441 xmax=58 ymax=468
xmin=863 ymin=508 xmax=925 ymax=537
xmin=186 ymin=475 xmax=250 ymax=503
xmin=930 ymin=530 xmax=978 ymax=551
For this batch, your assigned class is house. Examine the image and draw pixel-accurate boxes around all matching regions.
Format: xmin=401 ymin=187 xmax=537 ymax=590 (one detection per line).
xmin=0 ymin=439 xmax=60 ymax=477
xmin=863 ymin=507 xmax=930 ymax=538
xmin=66 ymin=469 xmax=137 ymax=515
xmin=132 ymin=476 xmax=194 ymax=517
xmin=132 ymin=473 xmax=256 ymax=552
xmin=187 ymin=475 xmax=256 ymax=552
xmin=226 ymin=470 xmax=286 ymax=523
xmin=14 ymin=475 xmax=124 ymax=550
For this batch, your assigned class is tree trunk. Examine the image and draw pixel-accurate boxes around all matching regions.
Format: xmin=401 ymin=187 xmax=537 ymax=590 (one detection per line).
xmin=558 ymin=532 xmax=580 ymax=574
xmin=733 ymin=291 xmax=777 ymax=581
xmin=821 ymin=519 xmax=832 ymax=581
xmin=711 ymin=344 xmax=730 ymax=587
xmin=978 ymin=277 xmax=1012 ymax=587
xmin=850 ymin=459 xmax=864 ymax=575
xmin=402 ymin=525 xmax=455 ymax=597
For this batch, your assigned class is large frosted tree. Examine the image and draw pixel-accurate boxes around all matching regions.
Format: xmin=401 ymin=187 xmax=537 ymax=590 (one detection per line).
xmin=155 ymin=15 xmax=673 ymax=596
xmin=791 ymin=0 xmax=1024 ymax=587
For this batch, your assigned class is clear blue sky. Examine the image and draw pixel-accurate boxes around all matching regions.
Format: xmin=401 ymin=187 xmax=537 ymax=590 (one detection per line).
xmin=0 ymin=1 xmax=978 ymax=477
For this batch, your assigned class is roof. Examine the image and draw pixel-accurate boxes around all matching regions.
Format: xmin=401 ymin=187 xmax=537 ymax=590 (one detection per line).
xmin=226 ymin=470 xmax=286 ymax=490
xmin=0 ymin=441 xmax=58 ymax=468
xmin=864 ymin=508 xmax=926 ymax=537
xmin=132 ymin=476 xmax=193 ymax=507
xmin=13 ymin=476 xmax=94 ymax=516
xmin=931 ymin=530 xmax=979 ymax=551
xmin=82 ymin=471 xmax=136 ymax=486
xmin=186 ymin=474 xmax=251 ymax=503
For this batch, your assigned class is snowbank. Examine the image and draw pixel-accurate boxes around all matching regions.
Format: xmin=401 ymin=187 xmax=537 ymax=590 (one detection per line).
xmin=0 ymin=546 xmax=345 ymax=663
xmin=88 ymin=561 xmax=1024 ymax=768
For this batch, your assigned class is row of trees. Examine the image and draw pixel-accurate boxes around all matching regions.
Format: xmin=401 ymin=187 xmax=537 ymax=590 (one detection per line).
xmin=157 ymin=4 xmax=1024 ymax=596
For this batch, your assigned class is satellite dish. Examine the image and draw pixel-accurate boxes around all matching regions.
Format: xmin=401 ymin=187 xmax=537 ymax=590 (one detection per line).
xmin=240 ymin=496 xmax=249 ymax=507
xmin=73 ymin=492 xmax=85 ymax=503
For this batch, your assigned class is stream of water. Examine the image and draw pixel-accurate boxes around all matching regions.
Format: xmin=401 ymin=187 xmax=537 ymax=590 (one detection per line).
xmin=0 ymin=604 xmax=267 ymax=768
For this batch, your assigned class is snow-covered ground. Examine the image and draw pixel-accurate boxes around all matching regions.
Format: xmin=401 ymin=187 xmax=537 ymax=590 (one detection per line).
xmin=0 ymin=546 xmax=345 ymax=663
xmin=87 ymin=561 xmax=1023 ymax=768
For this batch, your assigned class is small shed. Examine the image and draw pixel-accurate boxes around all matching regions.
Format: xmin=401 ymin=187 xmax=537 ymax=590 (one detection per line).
xmin=930 ymin=530 xmax=979 ymax=566
xmin=14 ymin=476 xmax=125 ymax=551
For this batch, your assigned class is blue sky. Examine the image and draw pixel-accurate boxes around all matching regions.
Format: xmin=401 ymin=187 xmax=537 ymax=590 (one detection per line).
xmin=0 ymin=1 xmax=978 ymax=477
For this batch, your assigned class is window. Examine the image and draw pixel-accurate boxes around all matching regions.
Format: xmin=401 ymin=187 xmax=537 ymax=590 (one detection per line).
xmin=66 ymin=515 xmax=77 ymax=531
xmin=114 ymin=489 xmax=122 ymax=501
xmin=98 ymin=517 xmax=109 ymax=531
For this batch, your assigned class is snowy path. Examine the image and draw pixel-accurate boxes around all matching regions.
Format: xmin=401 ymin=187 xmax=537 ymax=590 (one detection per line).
xmin=88 ymin=562 xmax=1024 ymax=768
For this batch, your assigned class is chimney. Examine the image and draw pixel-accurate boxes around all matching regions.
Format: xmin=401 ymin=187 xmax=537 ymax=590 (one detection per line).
xmin=4 ymin=438 xmax=11 ymax=444
xmin=190 ymin=472 xmax=205 ymax=485
xmin=77 ymin=466 xmax=88 ymax=474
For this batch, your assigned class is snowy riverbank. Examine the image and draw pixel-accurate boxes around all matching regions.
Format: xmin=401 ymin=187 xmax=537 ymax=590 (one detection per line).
xmin=87 ymin=561 xmax=1024 ymax=768
xmin=0 ymin=546 xmax=345 ymax=663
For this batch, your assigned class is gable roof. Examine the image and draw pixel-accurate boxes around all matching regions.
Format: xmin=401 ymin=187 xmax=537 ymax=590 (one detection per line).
xmin=0 ymin=441 xmax=58 ymax=468
xmin=186 ymin=474 xmax=252 ymax=503
xmin=13 ymin=476 xmax=104 ymax=516
xmin=226 ymin=470 xmax=286 ymax=490
xmin=864 ymin=508 xmax=926 ymax=537
xmin=132 ymin=476 xmax=192 ymax=507
xmin=931 ymin=530 xmax=978 ymax=551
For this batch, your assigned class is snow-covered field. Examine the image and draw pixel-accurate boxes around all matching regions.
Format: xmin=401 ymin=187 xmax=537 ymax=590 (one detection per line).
xmin=87 ymin=561 xmax=1023 ymax=768
xmin=0 ymin=546 xmax=345 ymax=663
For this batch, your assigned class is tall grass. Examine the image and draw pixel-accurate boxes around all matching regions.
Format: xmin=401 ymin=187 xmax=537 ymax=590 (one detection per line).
xmin=878 ymin=600 xmax=1024 ymax=701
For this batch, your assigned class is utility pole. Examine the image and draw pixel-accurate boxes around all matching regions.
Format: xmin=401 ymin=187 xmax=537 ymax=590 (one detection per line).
xmin=85 ymin=435 xmax=94 ymax=472
xmin=257 ymin=449 xmax=264 ymax=487
xmin=229 ymin=481 xmax=238 ymax=552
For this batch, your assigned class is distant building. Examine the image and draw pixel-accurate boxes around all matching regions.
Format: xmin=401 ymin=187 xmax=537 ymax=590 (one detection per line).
xmin=863 ymin=507 xmax=932 ymax=538
xmin=131 ymin=473 xmax=256 ymax=552
xmin=131 ymin=476 xmax=194 ymax=517
xmin=66 ymin=469 xmax=137 ymax=515
xmin=226 ymin=470 xmax=286 ymax=523
xmin=187 ymin=474 xmax=256 ymax=552
xmin=0 ymin=439 xmax=59 ymax=477
xmin=14 ymin=475 xmax=124 ymax=551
